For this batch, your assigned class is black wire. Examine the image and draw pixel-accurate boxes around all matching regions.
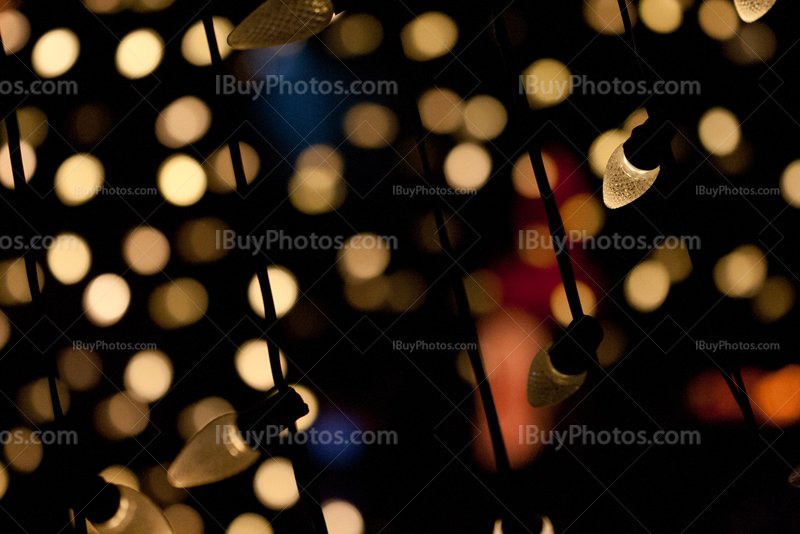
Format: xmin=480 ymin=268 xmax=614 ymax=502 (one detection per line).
xmin=490 ymin=9 xmax=584 ymax=322
xmin=201 ymin=16 xmax=329 ymax=534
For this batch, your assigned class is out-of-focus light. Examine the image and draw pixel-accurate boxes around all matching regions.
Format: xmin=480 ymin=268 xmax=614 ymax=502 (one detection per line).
xmin=597 ymin=322 xmax=627 ymax=367
xmin=116 ymin=29 xmax=164 ymax=79
xmin=123 ymin=227 xmax=170 ymax=275
xmin=327 ymin=13 xmax=383 ymax=57
xmin=182 ymin=17 xmax=233 ymax=66
xmin=561 ymin=193 xmax=605 ymax=238
xmin=175 ymin=218 xmax=230 ymax=263
xmin=228 ymin=513 xmax=273 ymax=534
xmin=463 ymin=269 xmax=502 ymax=315
xmin=0 ymin=142 xmax=36 ymax=188
xmin=164 ymin=504 xmax=204 ymax=534
xmin=713 ymin=244 xmax=766 ymax=298
xmin=158 ymin=154 xmax=207 ymax=206
xmin=343 ymin=103 xmax=398 ymax=149
xmin=733 ymin=0 xmax=776 ymax=22
xmin=234 ymin=339 xmax=288 ymax=391
xmin=752 ymin=275 xmax=794 ymax=323
xmin=780 ymin=160 xmax=800 ymax=207
xmin=337 ymin=233 xmax=391 ymax=280
xmin=124 ymin=350 xmax=173 ymax=402
xmin=550 ymin=282 xmax=597 ymax=326
xmin=418 ymin=87 xmax=463 ymax=134
xmin=344 ymin=276 xmax=389 ymax=311
xmin=70 ymin=104 xmax=113 ymax=146
xmin=32 ymin=28 xmax=80 ymax=78
xmin=323 ymin=500 xmax=364 ymax=534
xmin=0 ymin=310 xmax=10 ymax=351
xmin=83 ymin=274 xmax=131 ymax=326
xmin=698 ymin=107 xmax=741 ymax=156
xmin=589 ymin=130 xmax=628 ymax=178
xmin=624 ymin=108 xmax=649 ymax=133
xmin=149 ymin=278 xmax=208 ymax=329
xmin=0 ymin=258 xmax=44 ymax=306
xmin=493 ymin=516 xmax=555 ymax=534
xmin=640 ymin=0 xmax=683 ymax=33
xmin=58 ymin=348 xmax=103 ymax=392
xmin=584 ymin=0 xmax=636 ymax=34
xmin=156 ymin=96 xmax=211 ymax=148
xmin=462 ymin=95 xmax=507 ymax=141
xmin=519 ymin=224 xmax=557 ymax=268
xmin=177 ymin=396 xmax=234 ymax=441
xmin=4 ymin=427 xmax=43 ymax=473
xmin=297 ymin=144 xmax=344 ymax=177
xmin=624 ymin=260 xmax=670 ymax=312
xmin=100 ymin=465 xmax=140 ymax=491
xmin=652 ymin=240 xmax=693 ymax=283
xmin=699 ymin=0 xmax=740 ymax=40
xmin=386 ymin=270 xmax=427 ymax=313
xmin=253 ymin=457 xmax=300 ymax=510
xmin=248 ymin=266 xmax=299 ymax=318
xmin=444 ymin=142 xmax=492 ymax=191
xmin=0 ymin=463 xmax=8 ymax=500
xmin=401 ymin=12 xmax=458 ymax=61
xmin=293 ymin=384 xmax=319 ymax=432
xmin=754 ymin=365 xmax=800 ymax=427
xmin=522 ymin=59 xmax=571 ymax=109
xmin=511 ymin=152 xmax=558 ymax=199
xmin=17 ymin=378 xmax=69 ymax=424
xmin=205 ymin=142 xmax=260 ymax=193
xmin=289 ymin=169 xmax=347 ymax=215
xmin=5 ymin=107 xmax=49 ymax=148
xmin=0 ymin=11 xmax=30 ymax=53
xmin=55 ymin=153 xmax=104 ymax=206
xmin=47 ymin=233 xmax=91 ymax=285
xmin=94 ymin=392 xmax=149 ymax=440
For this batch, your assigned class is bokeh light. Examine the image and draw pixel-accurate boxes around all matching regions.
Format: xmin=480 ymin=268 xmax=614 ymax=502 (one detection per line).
xmin=337 ymin=233 xmax=391 ymax=280
xmin=228 ymin=513 xmax=273 ymax=534
xmin=713 ymin=244 xmax=767 ymax=298
xmin=32 ymin=28 xmax=80 ymax=78
xmin=4 ymin=427 xmax=43 ymax=473
xmin=175 ymin=217 xmax=230 ymax=263
xmin=323 ymin=500 xmax=364 ymax=534
xmin=752 ymin=276 xmax=794 ymax=323
xmin=177 ymin=396 xmax=234 ymax=441
xmin=156 ymin=96 xmax=212 ymax=148
xmin=293 ymin=384 xmax=319 ymax=432
xmin=116 ymin=29 xmax=164 ymax=79
xmin=46 ymin=233 xmax=92 ymax=285
xmin=124 ymin=350 xmax=173 ymax=402
xmin=511 ymin=152 xmax=559 ymax=199
xmin=253 ymin=457 xmax=300 ymax=509
xmin=0 ymin=10 xmax=30 ymax=54
xmin=550 ymin=282 xmax=597 ymax=325
xmin=698 ymin=0 xmax=739 ymax=40
xmin=780 ymin=160 xmax=800 ymax=207
xmin=58 ymin=348 xmax=102 ymax=392
xmin=234 ymin=339 xmax=289 ymax=391
xmin=343 ymin=103 xmax=398 ymax=149
xmin=444 ymin=142 xmax=492 ymax=191
xmin=522 ymin=59 xmax=571 ymax=108
xmin=640 ymin=0 xmax=683 ymax=33
xmin=0 ymin=142 xmax=36 ymax=188
xmin=182 ymin=17 xmax=233 ymax=66
xmin=401 ymin=12 xmax=458 ymax=61
xmin=123 ymin=226 xmax=170 ymax=275
xmin=584 ymin=0 xmax=636 ymax=34
xmin=462 ymin=95 xmax=507 ymax=141
xmin=327 ymin=13 xmax=383 ymax=57
xmin=83 ymin=273 xmax=131 ymax=326
xmin=205 ymin=142 xmax=260 ymax=193
xmin=54 ymin=153 xmax=104 ymax=206
xmin=589 ymin=129 xmax=628 ymax=177
xmin=158 ymin=154 xmax=207 ymax=206
xmin=94 ymin=392 xmax=149 ymax=440
xmin=698 ymin=107 xmax=741 ymax=156
xmin=0 ymin=258 xmax=44 ymax=306
xmin=624 ymin=260 xmax=671 ymax=312
xmin=149 ymin=278 xmax=208 ymax=329
xmin=248 ymin=266 xmax=299 ymax=318
xmin=418 ymin=87 xmax=463 ymax=134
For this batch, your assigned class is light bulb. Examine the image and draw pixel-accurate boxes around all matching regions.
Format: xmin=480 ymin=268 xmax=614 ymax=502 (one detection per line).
xmin=733 ymin=0 xmax=776 ymax=22
xmin=602 ymin=143 xmax=660 ymax=209
xmin=527 ymin=348 xmax=587 ymax=407
xmin=168 ymin=387 xmax=309 ymax=488
xmin=90 ymin=485 xmax=174 ymax=534
xmin=228 ymin=0 xmax=335 ymax=50
xmin=168 ymin=412 xmax=261 ymax=489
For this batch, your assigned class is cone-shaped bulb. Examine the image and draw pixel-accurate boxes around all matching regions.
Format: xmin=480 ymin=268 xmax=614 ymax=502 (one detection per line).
xmin=228 ymin=0 xmax=335 ymax=50
xmin=91 ymin=485 xmax=174 ymax=534
xmin=527 ymin=348 xmax=587 ymax=407
xmin=168 ymin=412 xmax=260 ymax=488
xmin=602 ymin=144 xmax=660 ymax=209
xmin=733 ymin=0 xmax=776 ymax=22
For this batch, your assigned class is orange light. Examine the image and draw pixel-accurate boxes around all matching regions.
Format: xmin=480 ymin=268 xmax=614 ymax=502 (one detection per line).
xmin=754 ymin=365 xmax=800 ymax=427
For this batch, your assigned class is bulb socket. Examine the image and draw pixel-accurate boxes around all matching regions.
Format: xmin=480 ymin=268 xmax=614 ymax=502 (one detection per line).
xmin=622 ymin=118 xmax=677 ymax=171
xmin=66 ymin=475 xmax=121 ymax=524
xmin=238 ymin=386 xmax=310 ymax=438
xmin=548 ymin=315 xmax=604 ymax=376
